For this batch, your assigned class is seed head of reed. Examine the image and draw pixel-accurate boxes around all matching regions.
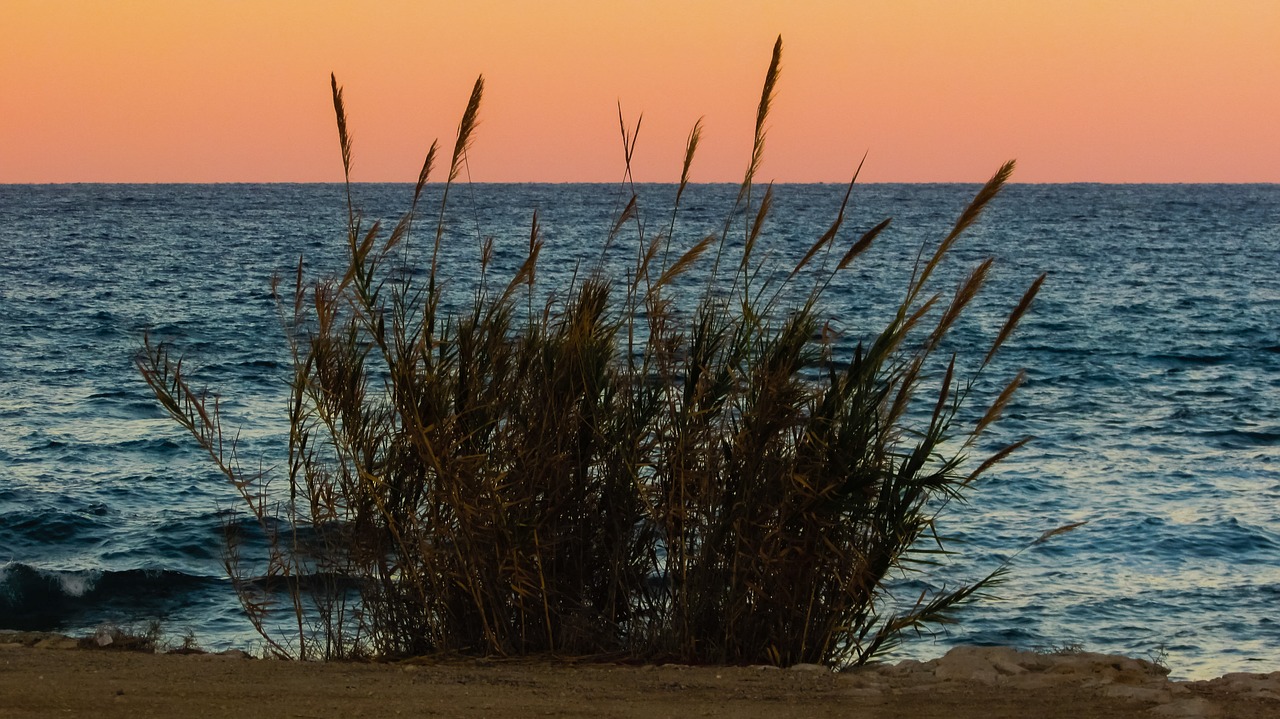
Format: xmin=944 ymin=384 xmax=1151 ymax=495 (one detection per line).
xmin=137 ymin=35 xmax=1047 ymax=666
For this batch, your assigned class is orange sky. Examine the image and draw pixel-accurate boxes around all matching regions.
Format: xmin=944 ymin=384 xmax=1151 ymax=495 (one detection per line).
xmin=3 ymin=0 xmax=1278 ymax=183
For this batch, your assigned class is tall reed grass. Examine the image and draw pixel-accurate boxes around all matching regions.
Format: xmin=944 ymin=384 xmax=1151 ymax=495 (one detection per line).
xmin=138 ymin=36 xmax=1048 ymax=666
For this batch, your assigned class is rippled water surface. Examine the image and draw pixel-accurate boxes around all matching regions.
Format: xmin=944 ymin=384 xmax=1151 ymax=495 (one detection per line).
xmin=1 ymin=183 xmax=1277 ymax=678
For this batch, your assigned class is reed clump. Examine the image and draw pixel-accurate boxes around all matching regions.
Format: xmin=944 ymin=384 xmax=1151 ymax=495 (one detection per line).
xmin=138 ymin=36 xmax=1047 ymax=667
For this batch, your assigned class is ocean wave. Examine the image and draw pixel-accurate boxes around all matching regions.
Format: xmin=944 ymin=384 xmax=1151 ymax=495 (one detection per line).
xmin=1198 ymin=428 xmax=1280 ymax=448
xmin=1150 ymin=352 xmax=1232 ymax=366
xmin=0 ymin=563 xmax=222 ymax=632
xmin=0 ymin=509 xmax=108 ymax=546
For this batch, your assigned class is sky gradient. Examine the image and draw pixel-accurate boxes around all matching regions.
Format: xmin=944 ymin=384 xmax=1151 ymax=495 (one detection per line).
xmin=4 ymin=1 xmax=1278 ymax=183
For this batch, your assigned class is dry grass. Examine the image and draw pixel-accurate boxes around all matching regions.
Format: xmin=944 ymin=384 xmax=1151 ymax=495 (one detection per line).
xmin=138 ymin=36 xmax=1047 ymax=667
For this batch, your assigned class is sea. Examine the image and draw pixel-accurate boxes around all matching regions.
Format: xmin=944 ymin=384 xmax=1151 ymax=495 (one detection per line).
xmin=0 ymin=182 xmax=1276 ymax=679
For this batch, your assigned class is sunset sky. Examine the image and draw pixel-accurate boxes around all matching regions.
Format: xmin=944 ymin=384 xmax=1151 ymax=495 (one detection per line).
xmin=3 ymin=1 xmax=1277 ymax=183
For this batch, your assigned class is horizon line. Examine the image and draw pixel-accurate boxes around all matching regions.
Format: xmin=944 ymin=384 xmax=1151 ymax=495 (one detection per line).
xmin=6 ymin=180 xmax=1279 ymax=187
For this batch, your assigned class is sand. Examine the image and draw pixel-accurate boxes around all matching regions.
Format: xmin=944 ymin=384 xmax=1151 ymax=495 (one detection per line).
xmin=2 ymin=633 xmax=1279 ymax=718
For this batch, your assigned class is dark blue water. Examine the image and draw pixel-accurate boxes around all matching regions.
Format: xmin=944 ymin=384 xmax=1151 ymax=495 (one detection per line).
xmin=1 ymin=183 xmax=1277 ymax=678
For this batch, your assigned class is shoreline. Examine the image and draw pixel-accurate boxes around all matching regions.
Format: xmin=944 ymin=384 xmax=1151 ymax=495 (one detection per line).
xmin=3 ymin=633 xmax=1278 ymax=718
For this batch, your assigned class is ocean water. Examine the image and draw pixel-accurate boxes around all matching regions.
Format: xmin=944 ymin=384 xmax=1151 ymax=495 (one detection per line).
xmin=1 ymin=182 xmax=1276 ymax=678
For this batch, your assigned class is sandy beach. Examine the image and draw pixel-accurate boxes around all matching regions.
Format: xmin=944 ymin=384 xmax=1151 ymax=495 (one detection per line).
xmin=2 ymin=633 xmax=1278 ymax=718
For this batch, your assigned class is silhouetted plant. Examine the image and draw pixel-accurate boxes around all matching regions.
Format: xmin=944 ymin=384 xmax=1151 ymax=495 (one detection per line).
xmin=138 ymin=36 xmax=1047 ymax=666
